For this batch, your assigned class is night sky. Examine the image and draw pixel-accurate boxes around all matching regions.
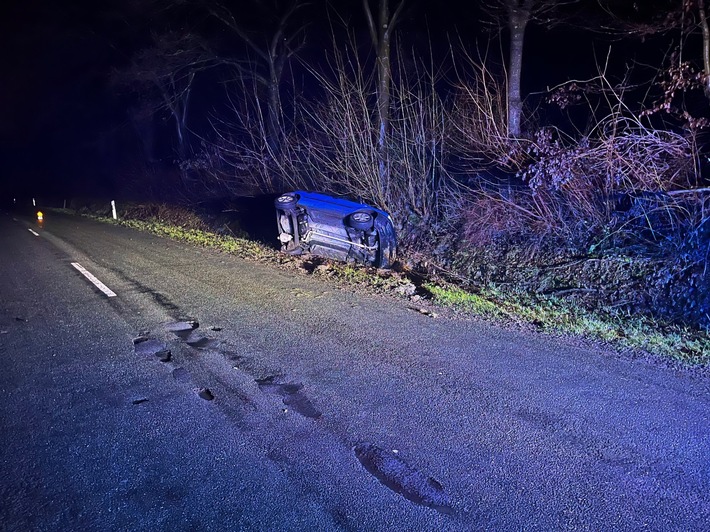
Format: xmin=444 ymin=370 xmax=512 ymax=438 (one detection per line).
xmin=0 ymin=0 xmax=680 ymax=201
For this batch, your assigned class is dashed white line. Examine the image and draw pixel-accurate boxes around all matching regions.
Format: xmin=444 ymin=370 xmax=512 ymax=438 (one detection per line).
xmin=71 ymin=262 xmax=117 ymax=298
xmin=28 ymin=229 xmax=39 ymax=237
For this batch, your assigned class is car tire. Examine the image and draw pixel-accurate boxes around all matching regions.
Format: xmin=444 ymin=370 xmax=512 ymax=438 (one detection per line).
xmin=347 ymin=211 xmax=374 ymax=231
xmin=275 ymin=194 xmax=298 ymax=211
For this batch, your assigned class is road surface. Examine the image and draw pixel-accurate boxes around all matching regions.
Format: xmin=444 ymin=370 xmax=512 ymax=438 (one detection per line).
xmin=1 ymin=210 xmax=708 ymax=530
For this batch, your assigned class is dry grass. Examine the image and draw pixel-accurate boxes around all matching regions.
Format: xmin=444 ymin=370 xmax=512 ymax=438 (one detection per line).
xmin=118 ymin=203 xmax=211 ymax=230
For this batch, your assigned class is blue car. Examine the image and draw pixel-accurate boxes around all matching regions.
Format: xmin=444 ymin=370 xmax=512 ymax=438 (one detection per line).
xmin=274 ymin=191 xmax=397 ymax=268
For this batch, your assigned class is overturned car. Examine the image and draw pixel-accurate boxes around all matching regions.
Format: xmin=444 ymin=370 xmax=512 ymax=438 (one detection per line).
xmin=274 ymin=191 xmax=396 ymax=268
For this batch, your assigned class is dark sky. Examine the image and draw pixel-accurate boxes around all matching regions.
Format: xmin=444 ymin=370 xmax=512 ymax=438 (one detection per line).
xmin=1 ymin=0 xmax=133 ymax=197
xmin=0 ymin=0 xmax=676 ymax=201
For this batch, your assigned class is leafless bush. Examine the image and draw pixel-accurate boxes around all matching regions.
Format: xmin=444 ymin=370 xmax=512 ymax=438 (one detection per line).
xmin=296 ymin=45 xmax=460 ymax=233
xmin=296 ymin=48 xmax=384 ymax=204
xmin=119 ymin=202 xmax=210 ymax=229
xmin=448 ymin=47 xmax=529 ymax=173
xmin=461 ymin=94 xmax=701 ymax=248
xmin=181 ymin=74 xmax=307 ymax=196
xmin=195 ymin=38 xmax=462 ymax=246
xmin=462 ymin=189 xmax=551 ymax=246
xmin=519 ymin=112 xmax=698 ymax=240
xmin=525 ymin=119 xmax=693 ymax=191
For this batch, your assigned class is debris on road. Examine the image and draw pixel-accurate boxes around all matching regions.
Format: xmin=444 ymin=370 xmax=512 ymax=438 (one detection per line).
xmin=165 ymin=320 xmax=199 ymax=334
xmin=408 ymin=306 xmax=439 ymax=318
xmin=133 ymin=337 xmax=172 ymax=360
xmin=184 ymin=331 xmax=213 ymax=348
xmin=197 ymin=388 xmax=215 ymax=401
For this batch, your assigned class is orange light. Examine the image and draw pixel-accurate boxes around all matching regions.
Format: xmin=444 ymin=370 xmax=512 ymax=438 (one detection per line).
xmin=37 ymin=211 xmax=44 ymax=221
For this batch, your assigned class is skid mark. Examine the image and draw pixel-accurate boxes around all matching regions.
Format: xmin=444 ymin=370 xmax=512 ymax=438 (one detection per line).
xmin=354 ymin=443 xmax=454 ymax=515
xmin=256 ymin=376 xmax=322 ymax=419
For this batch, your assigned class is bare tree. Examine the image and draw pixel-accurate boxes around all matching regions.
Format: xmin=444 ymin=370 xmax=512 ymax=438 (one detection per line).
xmin=697 ymin=0 xmax=710 ymax=96
xmin=113 ymin=31 xmax=217 ymax=161
xmin=209 ymin=1 xmax=308 ymax=157
xmin=484 ymin=0 xmax=578 ymax=137
xmin=294 ymin=42 xmax=458 ymax=236
xmin=505 ymin=0 xmax=534 ymax=138
xmin=362 ymin=0 xmax=406 ymax=194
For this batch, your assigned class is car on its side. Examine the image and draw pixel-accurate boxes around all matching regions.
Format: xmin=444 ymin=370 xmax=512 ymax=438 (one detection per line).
xmin=274 ymin=191 xmax=396 ymax=268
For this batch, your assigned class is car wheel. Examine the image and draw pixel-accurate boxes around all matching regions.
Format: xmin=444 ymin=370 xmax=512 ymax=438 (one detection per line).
xmin=347 ymin=211 xmax=374 ymax=231
xmin=275 ymin=194 xmax=297 ymax=211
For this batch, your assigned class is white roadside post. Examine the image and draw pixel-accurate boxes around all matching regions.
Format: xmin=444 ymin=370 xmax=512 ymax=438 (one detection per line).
xmin=111 ymin=200 xmax=117 ymax=220
xmin=32 ymin=198 xmax=36 ymax=207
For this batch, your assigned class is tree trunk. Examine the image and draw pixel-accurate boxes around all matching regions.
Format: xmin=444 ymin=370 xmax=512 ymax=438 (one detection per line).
xmin=265 ymin=61 xmax=283 ymax=191
xmin=506 ymin=1 xmax=531 ymax=138
xmin=364 ymin=0 xmax=405 ymax=200
xmin=167 ymin=72 xmax=194 ymax=162
xmin=376 ymin=0 xmax=391 ymax=193
xmin=698 ymin=0 xmax=710 ymax=98
xmin=267 ymin=23 xmax=288 ymax=164
xmin=268 ymin=62 xmax=281 ymax=143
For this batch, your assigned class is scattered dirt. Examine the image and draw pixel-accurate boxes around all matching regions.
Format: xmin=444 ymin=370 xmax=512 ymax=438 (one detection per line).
xmin=183 ymin=331 xmax=213 ymax=348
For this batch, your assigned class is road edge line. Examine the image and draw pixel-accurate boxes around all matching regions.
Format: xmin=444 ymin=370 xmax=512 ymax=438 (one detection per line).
xmin=70 ymin=262 xmax=117 ymax=298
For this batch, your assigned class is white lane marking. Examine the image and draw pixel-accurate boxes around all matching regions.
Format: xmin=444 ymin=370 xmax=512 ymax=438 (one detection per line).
xmin=28 ymin=229 xmax=39 ymax=237
xmin=71 ymin=262 xmax=117 ymax=298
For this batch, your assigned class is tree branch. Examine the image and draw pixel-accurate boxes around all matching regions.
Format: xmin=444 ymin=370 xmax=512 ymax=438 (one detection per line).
xmin=363 ymin=0 xmax=378 ymax=47
xmin=209 ymin=4 xmax=269 ymax=62
xmin=388 ymin=0 xmax=406 ymax=35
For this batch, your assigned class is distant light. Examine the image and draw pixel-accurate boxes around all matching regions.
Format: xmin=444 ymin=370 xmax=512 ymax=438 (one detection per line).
xmin=37 ymin=211 xmax=43 ymax=221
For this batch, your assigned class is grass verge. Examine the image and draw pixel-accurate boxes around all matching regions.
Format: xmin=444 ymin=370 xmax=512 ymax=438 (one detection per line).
xmin=425 ymin=281 xmax=710 ymax=366
xmin=68 ymin=206 xmax=708 ymax=368
xmin=110 ymin=217 xmax=276 ymax=260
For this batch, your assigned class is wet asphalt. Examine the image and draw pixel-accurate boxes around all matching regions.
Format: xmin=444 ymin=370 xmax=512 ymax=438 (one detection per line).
xmin=0 ymin=210 xmax=709 ymax=531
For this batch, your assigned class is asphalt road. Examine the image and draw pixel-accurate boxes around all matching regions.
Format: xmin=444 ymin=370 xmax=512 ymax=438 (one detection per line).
xmin=1 ymin=210 xmax=708 ymax=531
